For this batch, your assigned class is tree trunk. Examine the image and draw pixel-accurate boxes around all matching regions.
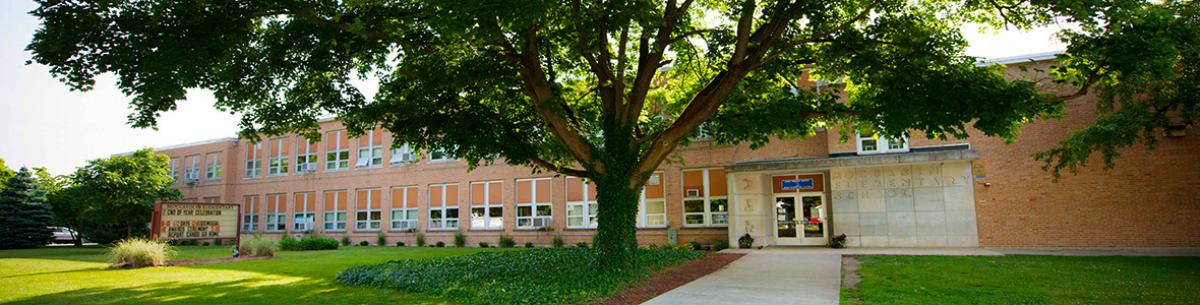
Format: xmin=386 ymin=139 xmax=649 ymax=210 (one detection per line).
xmin=592 ymin=120 xmax=643 ymax=271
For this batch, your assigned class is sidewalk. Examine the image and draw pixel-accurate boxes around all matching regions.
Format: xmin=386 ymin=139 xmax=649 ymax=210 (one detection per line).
xmin=642 ymin=252 xmax=841 ymax=305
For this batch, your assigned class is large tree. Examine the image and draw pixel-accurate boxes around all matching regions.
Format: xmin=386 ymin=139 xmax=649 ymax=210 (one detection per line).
xmin=27 ymin=0 xmax=1197 ymax=269
xmin=65 ymin=149 xmax=180 ymax=244
xmin=0 ymin=168 xmax=56 ymax=249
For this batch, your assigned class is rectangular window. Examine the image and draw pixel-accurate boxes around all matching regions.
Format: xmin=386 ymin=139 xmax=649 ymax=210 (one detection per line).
xmin=565 ymin=177 xmax=598 ymax=229
xmin=428 ymin=183 xmax=459 ymax=230
xmin=185 ymin=155 xmax=201 ymax=182
xmin=267 ymin=138 xmax=290 ymax=176
xmin=168 ymin=158 xmax=178 ymax=182
xmin=204 ymin=153 xmax=223 ymax=180
xmin=355 ymin=188 xmax=383 ymax=231
xmin=390 ymin=186 xmax=419 ymax=231
xmin=323 ymin=190 xmax=348 ymax=231
xmin=356 ymin=127 xmax=384 ymax=168
xmin=516 ymin=178 xmax=553 ymax=229
xmin=429 ymin=146 xmax=456 ymax=162
xmin=265 ymin=193 xmax=288 ymax=232
xmin=856 ymin=129 xmax=909 ymax=155
xmin=295 ymin=138 xmax=318 ymax=173
xmin=325 ymin=130 xmax=350 ymax=170
xmin=682 ymin=168 xmax=730 ymax=227
xmin=202 ymin=196 xmax=220 ymax=203
xmin=390 ymin=144 xmax=417 ymax=164
xmin=639 ymin=172 xmax=667 ymax=227
xmin=242 ymin=195 xmax=259 ymax=232
xmin=470 ymin=181 xmax=503 ymax=230
xmin=244 ymin=143 xmax=262 ymax=178
xmin=293 ymin=192 xmax=317 ymax=232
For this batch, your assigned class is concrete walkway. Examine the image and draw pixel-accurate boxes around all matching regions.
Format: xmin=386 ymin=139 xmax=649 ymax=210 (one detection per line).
xmin=643 ymin=252 xmax=842 ymax=305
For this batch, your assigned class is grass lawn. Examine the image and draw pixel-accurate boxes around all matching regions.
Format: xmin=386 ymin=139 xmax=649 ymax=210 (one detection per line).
xmin=842 ymin=255 xmax=1200 ymax=305
xmin=1 ymin=245 xmax=488 ymax=304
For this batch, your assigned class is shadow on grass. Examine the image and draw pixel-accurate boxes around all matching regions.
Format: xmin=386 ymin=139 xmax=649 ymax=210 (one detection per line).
xmin=9 ymin=276 xmax=454 ymax=305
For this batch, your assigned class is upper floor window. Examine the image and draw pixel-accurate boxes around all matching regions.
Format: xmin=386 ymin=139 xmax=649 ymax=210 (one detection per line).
xmin=429 ymin=146 xmax=456 ymax=162
xmin=267 ymin=138 xmax=289 ymax=176
xmin=296 ymin=138 xmax=318 ymax=173
xmin=325 ymin=130 xmax=350 ymax=170
xmin=244 ymin=143 xmax=262 ymax=178
xmin=185 ymin=155 xmax=202 ymax=182
xmin=639 ymin=172 xmax=667 ymax=228
xmin=682 ymin=168 xmax=729 ymax=227
xmin=167 ymin=158 xmax=178 ymax=182
xmin=516 ymin=178 xmax=552 ymax=229
xmin=204 ymin=153 xmax=222 ymax=180
xmin=390 ymin=144 xmax=417 ymax=164
xmin=857 ymin=129 xmax=909 ymax=155
xmin=356 ymin=127 xmax=384 ymax=168
xmin=469 ymin=181 xmax=503 ymax=230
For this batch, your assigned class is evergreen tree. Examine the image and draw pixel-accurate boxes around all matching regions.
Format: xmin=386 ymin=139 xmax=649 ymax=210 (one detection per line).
xmin=0 ymin=168 xmax=55 ymax=249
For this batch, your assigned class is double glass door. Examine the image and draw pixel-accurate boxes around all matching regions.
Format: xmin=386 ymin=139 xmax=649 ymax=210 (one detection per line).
xmin=774 ymin=192 xmax=827 ymax=245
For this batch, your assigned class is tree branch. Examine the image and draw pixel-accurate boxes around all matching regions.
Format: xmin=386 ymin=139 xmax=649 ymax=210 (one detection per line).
xmin=528 ymin=156 xmax=589 ymax=177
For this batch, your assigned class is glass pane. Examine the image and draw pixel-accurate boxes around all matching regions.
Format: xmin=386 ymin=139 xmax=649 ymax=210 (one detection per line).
xmin=685 ymin=214 xmax=705 ymax=225
xmin=802 ymin=196 xmax=825 ymax=238
xmin=684 ymin=200 xmax=705 ymax=213
xmin=536 ymin=205 xmax=552 ymax=216
xmin=370 ymin=211 xmax=381 ymax=219
xmin=646 ymin=200 xmax=665 ymax=213
xmin=472 ymin=207 xmax=484 ymax=217
xmin=392 ymin=210 xmax=403 ymax=219
xmin=431 ymin=209 xmax=442 ymax=219
xmin=568 ymin=216 xmax=583 ymax=227
xmin=775 ymin=197 xmax=797 ymax=238
xmin=405 ymin=209 xmax=417 ymax=219
xmin=489 ymin=207 xmax=502 ymax=217
xmin=518 ymin=206 xmax=532 ymax=217
xmin=710 ymin=198 xmax=729 ymax=213
xmin=446 ymin=208 xmax=459 ymax=218
xmin=517 ymin=218 xmax=531 ymax=227
xmin=712 ymin=213 xmax=728 ymax=225
xmin=861 ymin=139 xmax=878 ymax=151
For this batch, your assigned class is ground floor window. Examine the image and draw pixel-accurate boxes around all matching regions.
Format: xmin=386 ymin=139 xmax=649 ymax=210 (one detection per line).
xmin=682 ymin=168 xmax=730 ymax=227
xmin=323 ymin=190 xmax=347 ymax=231
xmin=391 ymin=208 xmax=418 ymax=230
xmin=517 ymin=203 xmax=552 ymax=229
xmin=323 ymin=211 xmax=347 ymax=230
xmin=242 ymin=214 xmax=259 ymax=232
xmin=265 ymin=213 xmax=287 ymax=231
xmin=356 ymin=209 xmax=382 ymax=230
xmin=429 ymin=208 xmax=459 ymax=229
xmin=565 ymin=177 xmax=598 ymax=229
xmin=428 ymin=184 xmax=459 ymax=230
xmin=293 ymin=213 xmax=315 ymax=231
xmin=470 ymin=181 xmax=503 ymax=230
xmin=638 ymin=172 xmax=667 ymax=227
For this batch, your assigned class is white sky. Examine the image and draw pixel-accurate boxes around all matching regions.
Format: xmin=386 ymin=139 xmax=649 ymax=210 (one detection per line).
xmin=0 ymin=1 xmax=1065 ymax=175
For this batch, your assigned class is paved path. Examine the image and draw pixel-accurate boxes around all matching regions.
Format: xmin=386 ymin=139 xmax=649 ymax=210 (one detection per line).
xmin=643 ymin=252 xmax=842 ymax=305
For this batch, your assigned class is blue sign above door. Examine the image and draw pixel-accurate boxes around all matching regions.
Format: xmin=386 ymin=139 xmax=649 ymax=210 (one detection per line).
xmin=781 ymin=179 xmax=815 ymax=190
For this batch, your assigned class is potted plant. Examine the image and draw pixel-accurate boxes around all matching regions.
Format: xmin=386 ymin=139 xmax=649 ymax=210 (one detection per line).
xmin=830 ymin=234 xmax=848 ymax=249
xmin=738 ymin=233 xmax=754 ymax=249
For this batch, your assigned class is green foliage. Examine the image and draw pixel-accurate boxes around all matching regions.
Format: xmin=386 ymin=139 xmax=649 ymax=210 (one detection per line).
xmin=57 ymin=149 xmax=179 ymax=244
xmin=0 ymin=168 xmax=56 ymax=249
xmin=713 ymin=240 xmax=729 ymax=252
xmin=575 ymin=242 xmax=590 ymax=249
xmin=552 ymin=236 xmax=564 ymax=248
xmin=435 ymin=241 xmax=445 ymax=248
xmin=524 ymin=242 xmax=534 ymax=248
xmin=453 ymin=231 xmax=466 ymax=247
xmin=278 ymin=236 xmax=300 ymax=250
xmin=201 ymin=241 xmax=210 ymax=246
xmin=416 ymin=233 xmax=426 ymax=247
xmin=238 ymin=234 xmax=277 ymax=257
xmin=108 ymin=238 xmax=175 ymax=267
xmin=341 ymin=235 xmax=352 ymax=246
xmin=478 ymin=242 xmax=489 ymax=248
xmin=0 ymin=159 xmax=13 ymax=190
xmin=738 ymin=234 xmax=755 ymax=249
xmin=498 ymin=235 xmax=515 ymax=248
xmin=688 ymin=241 xmax=703 ymax=251
xmin=376 ymin=233 xmax=387 ymax=246
xmin=358 ymin=241 xmax=369 ymax=247
xmin=337 ymin=248 xmax=705 ymax=305
xmin=396 ymin=241 xmax=405 ymax=247
xmin=280 ymin=236 xmax=338 ymax=251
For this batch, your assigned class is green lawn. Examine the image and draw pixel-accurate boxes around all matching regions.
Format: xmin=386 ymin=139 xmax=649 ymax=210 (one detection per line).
xmin=842 ymin=255 xmax=1200 ymax=305
xmin=1 ymin=245 xmax=488 ymax=304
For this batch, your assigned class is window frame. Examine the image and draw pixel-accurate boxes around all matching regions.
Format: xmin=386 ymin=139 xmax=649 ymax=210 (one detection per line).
xmin=204 ymin=153 xmax=222 ymax=180
xmin=469 ymin=181 xmax=504 ymax=230
xmin=428 ymin=146 xmax=456 ymax=162
xmin=565 ymin=177 xmax=598 ymax=229
xmin=264 ymin=193 xmax=287 ymax=232
xmin=354 ymin=188 xmax=383 ymax=231
xmin=355 ymin=128 xmax=384 ymax=168
xmin=515 ymin=178 xmax=553 ymax=230
xmin=428 ymin=183 xmax=459 ymax=230
xmin=295 ymin=138 xmax=318 ymax=173
xmin=323 ymin=190 xmax=348 ymax=231
xmin=185 ymin=155 xmax=201 ymax=182
xmin=682 ymin=168 xmax=730 ymax=228
xmin=638 ymin=172 xmax=668 ymax=228
xmin=241 ymin=195 xmax=259 ymax=232
xmin=292 ymin=192 xmax=316 ymax=232
xmin=390 ymin=143 xmax=418 ymax=164
xmin=390 ymin=186 xmax=419 ymax=231
xmin=856 ymin=130 xmax=910 ymax=155
xmin=244 ymin=143 xmax=262 ymax=178
xmin=325 ymin=130 xmax=350 ymax=171
xmin=266 ymin=138 xmax=289 ymax=176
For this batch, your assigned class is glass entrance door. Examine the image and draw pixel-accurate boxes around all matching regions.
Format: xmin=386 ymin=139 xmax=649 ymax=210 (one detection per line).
xmin=774 ymin=193 xmax=827 ymax=245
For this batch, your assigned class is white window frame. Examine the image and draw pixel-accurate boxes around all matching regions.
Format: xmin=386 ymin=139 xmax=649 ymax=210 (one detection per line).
xmin=168 ymin=158 xmax=178 ymax=181
xmin=204 ymin=153 xmax=222 ymax=180
xmin=470 ymin=181 xmax=504 ymax=230
xmin=429 ymin=146 xmax=456 ymax=162
xmin=296 ymin=139 xmax=318 ymax=173
xmin=565 ymin=177 xmax=598 ymax=229
xmin=638 ymin=172 xmax=668 ymax=228
xmin=293 ymin=193 xmax=315 ymax=232
xmin=516 ymin=178 xmax=553 ymax=230
xmin=355 ymin=188 xmax=382 ymax=231
xmin=325 ymin=130 xmax=350 ymax=171
xmin=682 ymin=169 xmax=730 ymax=227
xmin=185 ymin=155 xmax=201 ymax=182
xmin=323 ymin=191 xmax=347 ymax=231
xmin=390 ymin=144 xmax=418 ymax=164
xmin=856 ymin=130 xmax=910 ymax=155
xmin=267 ymin=139 xmax=289 ymax=176
xmin=265 ymin=193 xmax=287 ymax=232
xmin=242 ymin=196 xmax=259 ymax=232
xmin=356 ymin=129 xmax=384 ymax=168
xmin=428 ymin=183 xmax=459 ymax=230
xmin=390 ymin=186 xmax=419 ymax=231
xmin=245 ymin=143 xmax=262 ymax=178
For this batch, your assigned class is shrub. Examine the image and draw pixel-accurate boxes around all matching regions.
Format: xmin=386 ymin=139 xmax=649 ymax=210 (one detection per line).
xmin=279 ymin=236 xmax=301 ymax=251
xmin=479 ymin=242 xmax=490 ymax=248
xmin=453 ymin=232 xmax=466 ymax=247
xmin=338 ymin=247 xmax=705 ymax=305
xmin=498 ymin=235 xmax=515 ymax=248
xmin=524 ymin=242 xmax=534 ymax=248
xmin=738 ymin=233 xmax=754 ymax=249
xmin=688 ymin=241 xmax=703 ymax=251
xmin=358 ymin=240 xmax=370 ymax=247
xmin=377 ymin=233 xmax=388 ymax=246
xmin=282 ymin=236 xmax=339 ymax=251
xmin=108 ymin=238 xmax=175 ymax=268
xmin=713 ymin=240 xmax=729 ymax=252
xmin=341 ymin=235 xmax=352 ymax=246
xmin=575 ymin=242 xmax=589 ymax=248
xmin=239 ymin=234 xmax=277 ymax=257
xmin=416 ymin=233 xmax=426 ymax=247
xmin=436 ymin=241 xmax=445 ymax=247
xmin=178 ymin=240 xmax=197 ymax=246
xmin=552 ymin=235 xmax=564 ymax=248
xmin=396 ymin=241 xmax=406 ymax=247
xmin=201 ymin=241 xmax=210 ymax=246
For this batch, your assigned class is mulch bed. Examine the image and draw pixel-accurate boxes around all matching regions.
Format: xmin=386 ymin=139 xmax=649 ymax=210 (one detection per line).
xmin=169 ymin=255 xmax=272 ymax=266
xmin=598 ymin=253 xmax=746 ymax=305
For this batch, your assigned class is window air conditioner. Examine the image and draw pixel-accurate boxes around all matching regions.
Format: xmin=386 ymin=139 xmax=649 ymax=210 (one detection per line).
xmin=532 ymin=217 xmax=552 ymax=228
xmin=355 ymin=158 xmax=370 ymax=167
xmin=303 ymin=163 xmax=317 ymax=172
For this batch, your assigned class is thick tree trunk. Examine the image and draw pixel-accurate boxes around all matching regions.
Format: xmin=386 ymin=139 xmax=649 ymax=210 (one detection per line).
xmin=592 ymin=120 xmax=643 ymax=271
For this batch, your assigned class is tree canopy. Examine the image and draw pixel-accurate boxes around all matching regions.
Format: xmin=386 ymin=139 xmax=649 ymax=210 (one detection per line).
xmin=60 ymin=149 xmax=180 ymax=244
xmin=27 ymin=0 xmax=1198 ymax=268
xmin=0 ymin=168 xmax=56 ymax=249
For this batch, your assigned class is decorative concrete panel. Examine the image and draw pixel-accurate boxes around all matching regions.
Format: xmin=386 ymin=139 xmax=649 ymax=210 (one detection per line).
xmin=858 ymin=212 xmax=888 ymax=236
xmin=883 ymin=165 xmax=913 ymax=189
xmin=857 ymin=190 xmax=885 ymax=212
xmin=826 ymin=161 xmax=978 ymax=248
xmin=944 ymin=186 xmax=974 ymax=211
xmin=913 ymin=187 xmax=945 ymax=211
xmin=830 ymin=168 xmax=856 ymax=191
xmin=888 ymin=235 xmax=918 ymax=247
xmin=916 ymin=211 xmax=947 ymax=236
xmin=947 ymin=234 xmax=980 ymax=247
xmin=831 ymin=191 xmax=858 ymax=212
xmin=946 ymin=211 xmax=978 ymax=236
xmin=860 ymin=236 xmax=889 ymax=247
xmin=918 ymin=235 xmax=949 ymax=247
xmin=887 ymin=212 xmax=917 ymax=237
xmin=885 ymin=189 xmax=915 ymax=211
xmin=832 ymin=213 xmax=860 ymax=236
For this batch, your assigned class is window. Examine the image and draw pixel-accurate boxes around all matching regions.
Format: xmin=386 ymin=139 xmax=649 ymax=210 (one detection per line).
xmin=293 ymin=192 xmax=317 ymax=232
xmin=856 ymin=129 xmax=909 ymax=154
xmin=470 ymin=181 xmax=503 ymax=230
xmin=242 ymin=195 xmax=259 ymax=232
xmin=168 ymin=158 xmax=178 ymax=182
xmin=355 ymin=188 xmax=383 ymax=231
xmin=639 ymin=172 xmax=667 ymax=227
xmin=565 ymin=177 xmax=598 ymax=229
xmin=682 ymin=168 xmax=730 ymax=227
xmin=204 ymin=153 xmax=223 ymax=180
xmin=356 ymin=127 xmax=384 ymax=168
xmin=323 ymin=190 xmax=348 ymax=231
xmin=265 ymin=193 xmax=287 ymax=232
xmin=390 ymin=144 xmax=417 ymax=164
xmin=428 ymin=183 xmax=459 ymax=230
xmin=202 ymin=196 xmax=220 ymax=203
xmin=325 ymin=130 xmax=350 ymax=170
xmin=267 ymin=138 xmax=289 ymax=176
xmin=516 ymin=178 xmax=553 ymax=229
xmin=244 ymin=143 xmax=262 ymax=178
xmin=185 ymin=155 xmax=201 ymax=182
xmin=429 ymin=146 xmax=456 ymax=162
xmin=692 ymin=122 xmax=713 ymax=140
xmin=295 ymin=138 xmax=318 ymax=173
xmin=390 ymin=186 xmax=419 ymax=231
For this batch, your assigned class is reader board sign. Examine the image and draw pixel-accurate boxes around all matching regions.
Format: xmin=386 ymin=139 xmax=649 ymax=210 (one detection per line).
xmin=780 ymin=179 xmax=815 ymax=190
xmin=151 ymin=202 xmax=241 ymax=241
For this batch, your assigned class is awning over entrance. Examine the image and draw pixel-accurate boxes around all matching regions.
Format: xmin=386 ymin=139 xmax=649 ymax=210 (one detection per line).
xmin=725 ymin=145 xmax=979 ymax=173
